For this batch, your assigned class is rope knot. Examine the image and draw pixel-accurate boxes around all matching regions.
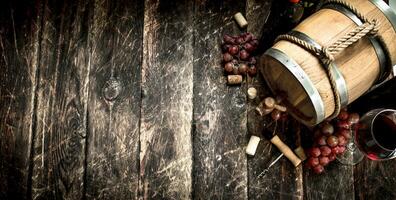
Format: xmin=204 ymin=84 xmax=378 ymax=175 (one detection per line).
xmin=319 ymin=47 xmax=334 ymax=63
xmin=369 ymin=19 xmax=379 ymax=36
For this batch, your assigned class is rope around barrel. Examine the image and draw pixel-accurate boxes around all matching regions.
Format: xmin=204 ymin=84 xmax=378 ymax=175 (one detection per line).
xmin=325 ymin=0 xmax=392 ymax=85
xmin=274 ymin=0 xmax=381 ymax=120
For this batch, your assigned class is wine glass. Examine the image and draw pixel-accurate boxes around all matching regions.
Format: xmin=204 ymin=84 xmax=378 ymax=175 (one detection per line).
xmin=336 ymin=108 xmax=396 ymax=165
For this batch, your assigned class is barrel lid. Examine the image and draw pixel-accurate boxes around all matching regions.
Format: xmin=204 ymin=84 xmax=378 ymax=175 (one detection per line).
xmin=262 ymin=48 xmax=325 ymax=126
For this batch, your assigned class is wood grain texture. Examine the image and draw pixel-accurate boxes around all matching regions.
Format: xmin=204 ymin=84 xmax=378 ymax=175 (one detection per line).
xmin=0 ymin=1 xmax=41 ymax=199
xmin=248 ymin=121 xmax=305 ymax=200
xmin=303 ymin=160 xmax=354 ymax=199
xmin=300 ymin=124 xmax=355 ymax=200
xmin=192 ymin=0 xmax=248 ymax=199
xmin=84 ymin=0 xmax=143 ymax=199
xmin=246 ymin=1 xmax=303 ymax=199
xmin=351 ymin=78 xmax=396 ymax=200
xmin=1 ymin=0 xmax=396 ymax=199
xmin=354 ymin=159 xmax=396 ymax=200
xmin=139 ymin=0 xmax=194 ymax=199
xmin=31 ymin=0 xmax=90 ymax=199
xmin=260 ymin=0 xmax=396 ymax=125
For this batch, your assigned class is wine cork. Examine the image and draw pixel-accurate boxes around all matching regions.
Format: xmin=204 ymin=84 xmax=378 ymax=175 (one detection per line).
xmin=393 ymin=65 xmax=396 ymax=77
xmin=247 ymin=87 xmax=257 ymax=99
xmin=256 ymin=106 xmax=273 ymax=116
xmin=227 ymin=75 xmax=242 ymax=85
xmin=270 ymin=135 xmax=302 ymax=167
xmin=246 ymin=135 xmax=261 ymax=156
xmin=234 ymin=12 xmax=248 ymax=28
xmin=264 ymin=97 xmax=287 ymax=112
xmin=274 ymin=104 xmax=287 ymax=112
xmin=264 ymin=97 xmax=275 ymax=108
xmin=294 ymin=146 xmax=307 ymax=161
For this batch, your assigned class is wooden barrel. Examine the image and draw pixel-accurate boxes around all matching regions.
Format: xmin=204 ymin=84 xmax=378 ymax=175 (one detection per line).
xmin=259 ymin=0 xmax=396 ymax=126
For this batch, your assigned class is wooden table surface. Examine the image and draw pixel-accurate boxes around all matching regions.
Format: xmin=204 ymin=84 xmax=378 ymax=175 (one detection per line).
xmin=1 ymin=0 xmax=396 ymax=199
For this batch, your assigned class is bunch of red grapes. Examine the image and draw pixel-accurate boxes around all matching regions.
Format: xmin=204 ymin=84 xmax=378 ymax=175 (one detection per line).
xmin=305 ymin=109 xmax=360 ymax=174
xmin=221 ymin=33 xmax=259 ymax=76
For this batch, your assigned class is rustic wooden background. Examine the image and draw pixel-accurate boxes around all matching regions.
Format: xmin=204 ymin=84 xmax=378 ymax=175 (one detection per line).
xmin=1 ymin=0 xmax=396 ymax=199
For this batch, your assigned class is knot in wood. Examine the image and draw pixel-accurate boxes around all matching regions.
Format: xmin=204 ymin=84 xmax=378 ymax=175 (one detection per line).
xmin=103 ymin=78 xmax=122 ymax=101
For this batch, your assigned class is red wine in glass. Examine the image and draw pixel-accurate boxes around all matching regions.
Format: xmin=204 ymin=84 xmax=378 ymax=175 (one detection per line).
xmin=355 ymin=109 xmax=396 ymax=160
xmin=337 ymin=109 xmax=396 ymax=165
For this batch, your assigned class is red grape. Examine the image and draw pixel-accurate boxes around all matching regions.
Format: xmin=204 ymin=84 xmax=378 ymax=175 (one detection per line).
xmin=316 ymin=135 xmax=327 ymax=146
xmin=271 ymin=109 xmax=281 ymax=121
xmin=326 ymin=135 xmax=339 ymax=147
xmin=331 ymin=146 xmax=340 ymax=154
xmin=223 ymin=53 xmax=233 ymax=62
xmin=243 ymin=43 xmax=256 ymax=52
xmin=249 ymin=57 xmax=256 ymax=65
xmin=313 ymin=165 xmax=324 ymax=174
xmin=319 ymin=156 xmax=330 ymax=166
xmin=229 ymin=45 xmax=239 ymax=55
xmin=321 ymin=123 xmax=334 ymax=136
xmin=223 ymin=34 xmax=235 ymax=44
xmin=238 ymin=63 xmax=248 ymax=75
xmin=328 ymin=153 xmax=336 ymax=161
xmin=236 ymin=37 xmax=245 ymax=44
xmin=244 ymin=33 xmax=253 ymax=42
xmin=308 ymin=157 xmax=319 ymax=167
xmin=336 ymin=121 xmax=350 ymax=129
xmin=251 ymin=39 xmax=259 ymax=47
xmin=338 ymin=128 xmax=351 ymax=140
xmin=224 ymin=62 xmax=234 ymax=73
xmin=248 ymin=66 xmax=257 ymax=76
xmin=337 ymin=110 xmax=349 ymax=120
xmin=338 ymin=146 xmax=346 ymax=154
xmin=320 ymin=146 xmax=332 ymax=156
xmin=347 ymin=113 xmax=360 ymax=125
xmin=239 ymin=50 xmax=250 ymax=60
xmin=309 ymin=147 xmax=321 ymax=157
xmin=337 ymin=135 xmax=347 ymax=146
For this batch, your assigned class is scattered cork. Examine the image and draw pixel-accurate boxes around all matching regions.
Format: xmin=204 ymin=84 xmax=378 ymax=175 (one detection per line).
xmin=234 ymin=12 xmax=248 ymax=28
xmin=256 ymin=96 xmax=288 ymax=116
xmin=227 ymin=75 xmax=242 ymax=85
xmin=247 ymin=87 xmax=257 ymax=99
xmin=393 ymin=65 xmax=396 ymax=77
xmin=294 ymin=146 xmax=307 ymax=161
xmin=256 ymin=106 xmax=273 ymax=116
xmin=246 ymin=135 xmax=261 ymax=156
xmin=264 ymin=97 xmax=287 ymax=112
xmin=274 ymin=104 xmax=287 ymax=112
xmin=264 ymin=97 xmax=275 ymax=108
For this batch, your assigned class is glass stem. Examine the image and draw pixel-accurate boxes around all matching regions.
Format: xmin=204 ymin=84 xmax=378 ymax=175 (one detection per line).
xmin=347 ymin=127 xmax=356 ymax=151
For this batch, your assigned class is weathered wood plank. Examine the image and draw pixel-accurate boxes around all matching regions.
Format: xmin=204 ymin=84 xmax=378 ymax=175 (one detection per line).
xmin=246 ymin=1 xmax=303 ymax=199
xmin=247 ymin=112 xmax=304 ymax=199
xmin=84 ymin=0 xmax=143 ymax=199
xmin=354 ymin=159 xmax=396 ymax=200
xmin=30 ymin=0 xmax=90 ymax=199
xmin=351 ymin=78 xmax=396 ymax=200
xmin=243 ymin=1 xmax=355 ymax=199
xmin=192 ymin=0 xmax=248 ymax=199
xmin=303 ymin=157 xmax=354 ymax=199
xmin=139 ymin=0 xmax=194 ymax=198
xmin=0 ymin=1 xmax=41 ymax=199
xmin=301 ymin=125 xmax=354 ymax=200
